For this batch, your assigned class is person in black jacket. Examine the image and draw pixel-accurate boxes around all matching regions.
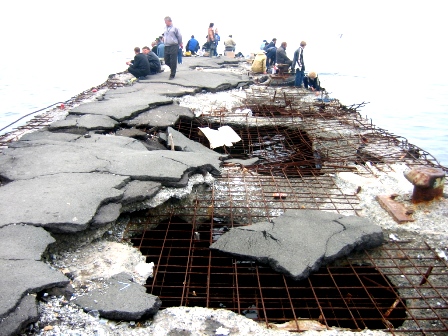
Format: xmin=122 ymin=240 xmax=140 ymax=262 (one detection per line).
xmin=142 ymin=46 xmax=162 ymax=74
xmin=304 ymin=72 xmax=324 ymax=91
xmin=126 ymin=47 xmax=151 ymax=79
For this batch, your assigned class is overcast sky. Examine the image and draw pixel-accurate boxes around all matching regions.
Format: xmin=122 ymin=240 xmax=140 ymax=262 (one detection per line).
xmin=1 ymin=0 xmax=447 ymax=75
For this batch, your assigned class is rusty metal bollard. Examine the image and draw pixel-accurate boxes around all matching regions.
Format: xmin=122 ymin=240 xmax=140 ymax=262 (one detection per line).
xmin=404 ymin=167 xmax=445 ymax=203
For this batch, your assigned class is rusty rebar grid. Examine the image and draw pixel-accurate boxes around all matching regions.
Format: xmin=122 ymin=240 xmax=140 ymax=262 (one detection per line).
xmin=124 ymin=192 xmax=448 ymax=334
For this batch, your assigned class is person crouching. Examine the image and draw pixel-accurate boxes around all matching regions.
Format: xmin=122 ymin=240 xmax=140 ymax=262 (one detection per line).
xmin=126 ymin=47 xmax=151 ymax=80
xmin=251 ymin=51 xmax=267 ymax=74
xmin=304 ymin=72 xmax=324 ymax=91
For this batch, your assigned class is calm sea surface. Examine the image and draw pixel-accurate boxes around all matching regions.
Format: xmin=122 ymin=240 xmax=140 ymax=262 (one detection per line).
xmin=0 ymin=1 xmax=446 ymax=166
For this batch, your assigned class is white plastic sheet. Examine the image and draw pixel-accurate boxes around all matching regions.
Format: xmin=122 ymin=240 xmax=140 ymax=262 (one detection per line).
xmin=198 ymin=126 xmax=241 ymax=149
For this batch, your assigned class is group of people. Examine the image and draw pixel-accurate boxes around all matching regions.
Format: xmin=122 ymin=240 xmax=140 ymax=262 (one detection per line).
xmin=127 ymin=17 xmax=240 ymax=81
xmin=127 ymin=17 xmax=320 ymax=90
xmin=127 ymin=16 xmax=182 ymax=80
xmin=126 ymin=46 xmax=162 ymax=80
xmin=250 ymin=38 xmax=323 ymax=91
xmin=199 ymin=24 xmax=236 ymax=57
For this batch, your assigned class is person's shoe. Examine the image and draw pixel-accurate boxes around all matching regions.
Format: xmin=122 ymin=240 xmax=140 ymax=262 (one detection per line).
xmin=169 ymin=75 xmax=175 ymax=80
xmin=138 ymin=76 xmax=148 ymax=80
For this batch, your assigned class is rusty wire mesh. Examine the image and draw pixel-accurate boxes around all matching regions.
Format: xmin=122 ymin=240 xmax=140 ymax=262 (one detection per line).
xmin=124 ymin=188 xmax=448 ymax=334
xmin=125 ymin=87 xmax=448 ymax=334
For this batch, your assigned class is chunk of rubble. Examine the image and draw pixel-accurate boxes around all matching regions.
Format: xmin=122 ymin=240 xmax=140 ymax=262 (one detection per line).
xmin=0 ymin=294 xmax=39 ymax=336
xmin=0 ymin=173 xmax=128 ymax=232
xmin=115 ymin=127 xmax=148 ymax=140
xmin=0 ymin=225 xmax=68 ymax=335
xmin=125 ymin=103 xmax=194 ymax=128
xmin=73 ymin=272 xmax=161 ymax=320
xmin=210 ymin=210 xmax=384 ymax=280
xmin=0 ymin=259 xmax=69 ymax=320
xmin=91 ymin=203 xmax=122 ymax=228
xmin=122 ymin=180 xmax=162 ymax=204
xmin=0 ymin=225 xmax=55 ymax=261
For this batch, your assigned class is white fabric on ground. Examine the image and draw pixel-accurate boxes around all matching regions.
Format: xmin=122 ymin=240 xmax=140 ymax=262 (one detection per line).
xmin=198 ymin=126 xmax=241 ymax=149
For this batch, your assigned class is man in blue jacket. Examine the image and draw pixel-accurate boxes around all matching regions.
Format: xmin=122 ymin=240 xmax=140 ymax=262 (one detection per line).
xmin=186 ymin=35 xmax=199 ymax=54
xmin=126 ymin=47 xmax=150 ymax=79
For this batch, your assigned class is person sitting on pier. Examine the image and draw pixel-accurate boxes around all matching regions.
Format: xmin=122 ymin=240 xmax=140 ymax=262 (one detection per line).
xmin=224 ymin=35 xmax=236 ymax=52
xmin=157 ymin=39 xmax=165 ymax=58
xmin=126 ymin=47 xmax=151 ymax=80
xmin=304 ymin=71 xmax=324 ymax=91
xmin=275 ymin=42 xmax=292 ymax=73
xmin=142 ymin=46 xmax=162 ymax=74
xmin=251 ymin=51 xmax=267 ymax=74
xmin=151 ymin=40 xmax=158 ymax=54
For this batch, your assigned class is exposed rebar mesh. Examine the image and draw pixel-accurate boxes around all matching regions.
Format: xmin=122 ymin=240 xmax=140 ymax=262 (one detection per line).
xmin=180 ymin=86 xmax=446 ymax=174
xmin=124 ymin=87 xmax=447 ymax=334
xmin=125 ymin=194 xmax=448 ymax=333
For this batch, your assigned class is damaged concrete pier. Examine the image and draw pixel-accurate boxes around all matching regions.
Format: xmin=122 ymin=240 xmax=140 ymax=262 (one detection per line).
xmin=0 ymin=56 xmax=447 ymax=335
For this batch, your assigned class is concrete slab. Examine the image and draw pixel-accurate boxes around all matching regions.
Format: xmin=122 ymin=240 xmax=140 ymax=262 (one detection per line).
xmin=115 ymin=128 xmax=148 ymax=140
xmin=69 ymin=94 xmax=173 ymax=121
xmin=1 ymin=138 xmax=220 ymax=184
xmin=73 ymin=134 xmax=148 ymax=151
xmin=0 ymin=143 xmax=108 ymax=181
xmin=0 ymin=136 xmax=148 ymax=181
xmin=73 ymin=272 xmax=161 ymax=320
xmin=0 ymin=294 xmax=39 ymax=336
xmin=49 ymin=114 xmax=117 ymax=132
xmin=104 ymin=150 xmax=221 ymax=186
xmin=210 ymin=210 xmax=384 ymax=281
xmin=140 ymin=69 xmax=251 ymax=93
xmin=0 ymin=259 xmax=69 ymax=319
xmin=92 ymin=203 xmax=122 ymax=228
xmin=107 ymin=82 xmax=197 ymax=99
xmin=122 ymin=181 xmax=162 ymax=204
xmin=0 ymin=225 xmax=55 ymax=261
xmin=18 ymin=130 xmax=82 ymax=143
xmin=0 ymin=173 xmax=128 ymax=232
xmin=125 ymin=103 xmax=194 ymax=128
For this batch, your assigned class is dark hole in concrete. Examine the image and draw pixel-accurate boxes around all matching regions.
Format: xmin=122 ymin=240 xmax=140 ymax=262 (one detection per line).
xmin=130 ymin=216 xmax=406 ymax=331
xmin=173 ymin=117 xmax=321 ymax=176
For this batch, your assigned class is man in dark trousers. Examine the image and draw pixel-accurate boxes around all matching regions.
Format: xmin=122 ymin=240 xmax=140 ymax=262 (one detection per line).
xmin=292 ymin=41 xmax=307 ymax=87
xmin=126 ymin=47 xmax=150 ymax=79
xmin=163 ymin=16 xmax=183 ymax=80
xmin=142 ymin=46 xmax=161 ymax=74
